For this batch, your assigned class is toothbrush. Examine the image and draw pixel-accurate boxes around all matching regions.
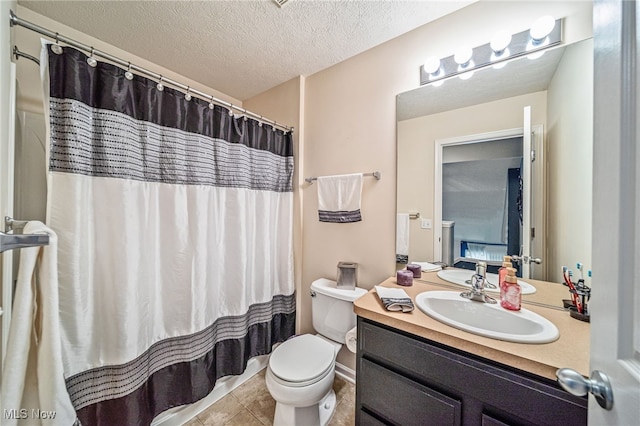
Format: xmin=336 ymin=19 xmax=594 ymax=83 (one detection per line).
xmin=576 ymin=263 xmax=584 ymax=280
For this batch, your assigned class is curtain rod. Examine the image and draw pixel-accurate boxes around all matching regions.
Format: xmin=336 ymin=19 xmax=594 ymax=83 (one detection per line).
xmin=9 ymin=10 xmax=294 ymax=133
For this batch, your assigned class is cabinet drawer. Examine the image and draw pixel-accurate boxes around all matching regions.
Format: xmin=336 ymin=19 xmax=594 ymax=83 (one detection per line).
xmin=358 ymin=318 xmax=587 ymax=425
xmin=357 ymin=410 xmax=387 ymax=426
xmin=358 ymin=358 xmax=462 ymax=426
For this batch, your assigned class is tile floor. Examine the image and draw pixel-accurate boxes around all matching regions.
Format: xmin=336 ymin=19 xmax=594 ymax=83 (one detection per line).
xmin=183 ymin=369 xmax=355 ymax=426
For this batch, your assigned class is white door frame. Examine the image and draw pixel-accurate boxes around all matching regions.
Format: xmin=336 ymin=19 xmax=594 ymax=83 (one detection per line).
xmin=433 ymin=125 xmax=544 ymax=276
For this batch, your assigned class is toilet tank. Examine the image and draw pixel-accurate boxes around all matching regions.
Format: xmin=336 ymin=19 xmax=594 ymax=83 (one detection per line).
xmin=310 ymin=278 xmax=367 ymax=343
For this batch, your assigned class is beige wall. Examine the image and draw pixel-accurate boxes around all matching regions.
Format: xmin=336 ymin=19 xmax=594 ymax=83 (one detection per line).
xmin=397 ymin=92 xmax=548 ymax=263
xmin=547 ymin=39 xmax=593 ymax=283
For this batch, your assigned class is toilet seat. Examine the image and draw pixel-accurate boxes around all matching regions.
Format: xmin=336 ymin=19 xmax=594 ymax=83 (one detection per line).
xmin=269 ymin=334 xmax=335 ymax=387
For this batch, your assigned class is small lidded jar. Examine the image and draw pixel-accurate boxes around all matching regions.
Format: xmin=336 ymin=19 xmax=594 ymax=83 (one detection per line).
xmin=396 ymin=269 xmax=414 ymax=286
xmin=406 ymin=263 xmax=422 ymax=278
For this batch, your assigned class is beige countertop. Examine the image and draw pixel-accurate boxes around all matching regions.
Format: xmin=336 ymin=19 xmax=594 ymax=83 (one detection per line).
xmin=354 ymin=272 xmax=590 ymax=381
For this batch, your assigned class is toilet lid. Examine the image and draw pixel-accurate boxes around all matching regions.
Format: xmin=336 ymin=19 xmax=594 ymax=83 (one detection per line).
xmin=269 ymin=334 xmax=335 ymax=383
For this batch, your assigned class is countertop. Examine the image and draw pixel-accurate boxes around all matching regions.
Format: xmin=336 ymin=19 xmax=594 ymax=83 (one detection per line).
xmin=353 ymin=271 xmax=590 ymax=381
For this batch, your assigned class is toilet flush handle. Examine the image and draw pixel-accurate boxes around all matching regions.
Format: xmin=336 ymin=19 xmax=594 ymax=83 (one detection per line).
xmin=310 ymin=290 xmax=316 ymax=297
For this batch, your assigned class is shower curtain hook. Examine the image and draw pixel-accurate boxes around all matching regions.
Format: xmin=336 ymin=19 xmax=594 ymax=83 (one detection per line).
xmin=228 ymin=104 xmax=234 ymax=117
xmin=51 ymin=32 xmax=63 ymax=55
xmin=208 ymin=95 xmax=215 ymax=110
xmin=156 ymin=76 xmax=164 ymax=92
xmin=86 ymin=47 xmax=97 ymax=67
xmin=124 ymin=62 xmax=134 ymax=80
xmin=258 ymin=116 xmax=263 ymax=127
xmin=185 ymin=86 xmax=192 ymax=101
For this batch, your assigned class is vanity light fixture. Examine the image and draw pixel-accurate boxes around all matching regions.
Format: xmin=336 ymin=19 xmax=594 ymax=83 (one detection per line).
xmin=419 ymin=16 xmax=562 ymax=86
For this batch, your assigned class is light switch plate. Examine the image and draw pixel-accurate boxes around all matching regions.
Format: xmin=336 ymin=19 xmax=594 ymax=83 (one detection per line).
xmin=421 ymin=218 xmax=432 ymax=229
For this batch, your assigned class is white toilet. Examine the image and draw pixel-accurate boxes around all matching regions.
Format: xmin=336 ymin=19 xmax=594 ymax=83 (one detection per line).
xmin=265 ymin=278 xmax=367 ymax=426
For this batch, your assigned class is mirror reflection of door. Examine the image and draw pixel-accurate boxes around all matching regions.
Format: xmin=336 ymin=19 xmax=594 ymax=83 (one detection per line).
xmin=441 ymin=136 xmax=524 ymax=275
xmin=434 ymin=117 xmax=543 ymax=280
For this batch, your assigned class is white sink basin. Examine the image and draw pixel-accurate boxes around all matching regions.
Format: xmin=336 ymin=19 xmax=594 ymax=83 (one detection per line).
xmin=437 ymin=269 xmax=536 ymax=295
xmin=415 ymin=291 xmax=559 ymax=344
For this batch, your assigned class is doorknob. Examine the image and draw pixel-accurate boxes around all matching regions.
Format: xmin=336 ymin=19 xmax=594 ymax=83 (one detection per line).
xmin=556 ymin=368 xmax=614 ymax=410
xmin=511 ymin=255 xmax=543 ymax=265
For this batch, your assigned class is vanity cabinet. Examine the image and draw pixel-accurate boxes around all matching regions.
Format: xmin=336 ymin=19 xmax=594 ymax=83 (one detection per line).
xmin=355 ymin=317 xmax=587 ymax=426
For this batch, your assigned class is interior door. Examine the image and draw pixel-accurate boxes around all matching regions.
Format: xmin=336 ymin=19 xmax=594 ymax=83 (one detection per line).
xmin=586 ymin=0 xmax=640 ymax=422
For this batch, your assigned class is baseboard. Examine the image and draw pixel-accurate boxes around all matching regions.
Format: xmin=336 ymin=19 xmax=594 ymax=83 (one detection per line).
xmin=335 ymin=361 xmax=356 ymax=384
xmin=151 ymin=355 xmax=269 ymax=426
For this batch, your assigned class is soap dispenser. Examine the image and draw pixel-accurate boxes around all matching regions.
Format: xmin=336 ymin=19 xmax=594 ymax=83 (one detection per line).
xmin=500 ymin=267 xmax=521 ymax=311
xmin=498 ymin=256 xmax=512 ymax=290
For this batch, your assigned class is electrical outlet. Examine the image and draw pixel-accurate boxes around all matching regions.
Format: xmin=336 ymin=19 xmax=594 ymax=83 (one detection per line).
xmin=421 ymin=218 xmax=432 ymax=229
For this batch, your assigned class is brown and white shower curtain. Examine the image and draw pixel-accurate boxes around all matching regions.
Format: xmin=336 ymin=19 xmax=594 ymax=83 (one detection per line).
xmin=41 ymin=42 xmax=295 ymax=425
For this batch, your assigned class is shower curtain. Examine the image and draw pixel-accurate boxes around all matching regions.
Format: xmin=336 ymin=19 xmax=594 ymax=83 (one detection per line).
xmin=41 ymin=43 xmax=295 ymax=425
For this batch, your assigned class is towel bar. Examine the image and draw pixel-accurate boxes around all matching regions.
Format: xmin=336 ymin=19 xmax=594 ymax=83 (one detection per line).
xmin=305 ymin=171 xmax=381 ymax=184
xmin=0 ymin=216 xmax=49 ymax=253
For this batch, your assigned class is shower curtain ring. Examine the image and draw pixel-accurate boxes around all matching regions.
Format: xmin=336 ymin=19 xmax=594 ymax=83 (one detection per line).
xmin=208 ymin=95 xmax=215 ymax=110
xmin=228 ymin=104 xmax=234 ymax=116
xmin=51 ymin=32 xmax=63 ymax=55
xmin=124 ymin=62 xmax=134 ymax=80
xmin=157 ymin=76 xmax=164 ymax=92
xmin=86 ymin=47 xmax=97 ymax=67
xmin=185 ymin=86 xmax=192 ymax=101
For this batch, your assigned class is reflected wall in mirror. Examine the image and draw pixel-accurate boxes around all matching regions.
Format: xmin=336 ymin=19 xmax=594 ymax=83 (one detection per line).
xmin=396 ymin=38 xmax=593 ymax=293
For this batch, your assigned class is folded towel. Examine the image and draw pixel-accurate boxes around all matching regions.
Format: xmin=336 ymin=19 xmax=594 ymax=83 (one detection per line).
xmin=375 ymin=286 xmax=414 ymax=313
xmin=396 ymin=213 xmax=409 ymax=263
xmin=1 ymin=221 xmax=77 ymax=426
xmin=412 ymin=261 xmax=442 ymax=272
xmin=317 ymin=173 xmax=363 ymax=223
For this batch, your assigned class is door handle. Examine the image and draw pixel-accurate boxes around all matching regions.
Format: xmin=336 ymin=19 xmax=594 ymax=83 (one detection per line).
xmin=511 ymin=255 xmax=543 ymax=265
xmin=556 ymin=368 xmax=614 ymax=410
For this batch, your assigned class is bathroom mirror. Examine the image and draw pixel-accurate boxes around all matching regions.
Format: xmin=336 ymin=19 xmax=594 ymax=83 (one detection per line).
xmin=396 ymin=38 xmax=593 ymax=309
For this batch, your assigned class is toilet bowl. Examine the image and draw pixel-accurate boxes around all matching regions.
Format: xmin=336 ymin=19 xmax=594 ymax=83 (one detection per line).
xmin=265 ymin=278 xmax=367 ymax=426
xmin=266 ymin=334 xmax=340 ymax=426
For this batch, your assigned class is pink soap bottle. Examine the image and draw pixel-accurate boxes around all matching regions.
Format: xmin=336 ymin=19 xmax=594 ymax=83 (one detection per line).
xmin=500 ymin=268 xmax=521 ymax=311
xmin=498 ymin=256 xmax=512 ymax=291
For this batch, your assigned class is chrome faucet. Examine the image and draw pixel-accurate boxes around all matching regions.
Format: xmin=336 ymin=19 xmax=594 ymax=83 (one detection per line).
xmin=460 ymin=261 xmax=497 ymax=304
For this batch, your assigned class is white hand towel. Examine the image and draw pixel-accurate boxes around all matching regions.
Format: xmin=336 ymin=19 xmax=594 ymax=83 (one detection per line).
xmin=374 ymin=286 xmax=414 ymax=313
xmin=1 ymin=222 xmax=77 ymax=426
xmin=317 ymin=173 xmax=363 ymax=223
xmin=413 ymin=261 xmax=442 ymax=272
xmin=396 ymin=213 xmax=409 ymax=264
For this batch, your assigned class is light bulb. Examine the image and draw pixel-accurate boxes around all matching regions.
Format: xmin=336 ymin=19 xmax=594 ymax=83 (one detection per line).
xmin=424 ymin=56 xmax=440 ymax=75
xmin=454 ymin=46 xmax=473 ymax=66
xmin=530 ymin=15 xmax=555 ymax=43
xmin=459 ymin=71 xmax=474 ymax=81
xmin=490 ymin=31 xmax=512 ymax=54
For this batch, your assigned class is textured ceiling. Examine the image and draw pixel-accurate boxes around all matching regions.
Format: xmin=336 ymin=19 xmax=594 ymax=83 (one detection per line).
xmin=18 ymin=0 xmax=475 ymax=101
